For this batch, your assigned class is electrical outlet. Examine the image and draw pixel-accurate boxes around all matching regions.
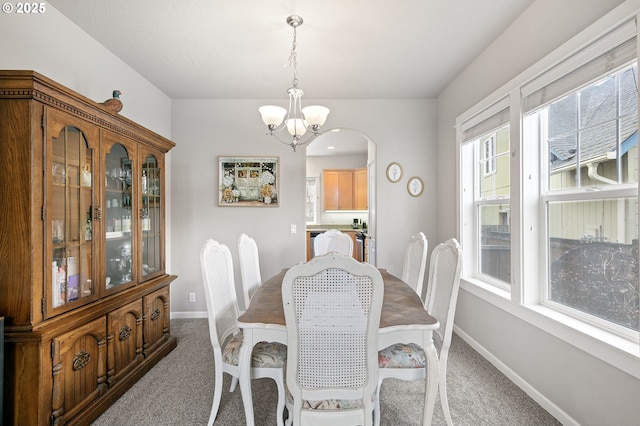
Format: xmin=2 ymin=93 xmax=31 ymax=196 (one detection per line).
xmin=290 ymin=224 xmax=296 ymax=234
xmin=188 ymin=292 xmax=196 ymax=303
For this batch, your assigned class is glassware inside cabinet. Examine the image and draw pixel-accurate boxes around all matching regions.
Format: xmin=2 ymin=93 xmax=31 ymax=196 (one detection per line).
xmin=141 ymin=154 xmax=161 ymax=277
xmin=50 ymin=126 xmax=95 ymax=309
xmin=105 ymin=144 xmax=133 ymax=290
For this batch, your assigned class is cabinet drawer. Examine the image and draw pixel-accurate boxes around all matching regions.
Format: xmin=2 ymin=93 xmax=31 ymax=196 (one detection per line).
xmin=143 ymin=286 xmax=170 ymax=357
xmin=107 ymin=299 xmax=143 ymax=386
xmin=51 ymin=316 xmax=107 ymax=424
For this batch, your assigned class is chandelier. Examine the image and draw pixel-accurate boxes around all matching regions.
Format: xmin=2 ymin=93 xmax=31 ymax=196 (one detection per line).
xmin=259 ymin=15 xmax=330 ymax=152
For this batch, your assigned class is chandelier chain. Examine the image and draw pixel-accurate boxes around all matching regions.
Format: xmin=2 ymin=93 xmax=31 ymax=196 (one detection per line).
xmin=289 ymin=26 xmax=298 ymax=88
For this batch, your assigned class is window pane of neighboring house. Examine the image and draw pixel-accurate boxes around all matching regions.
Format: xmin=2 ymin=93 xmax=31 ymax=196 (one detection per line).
xmin=548 ymin=65 xmax=638 ymax=190
xmin=478 ymin=125 xmax=511 ymax=285
xmin=482 ymin=136 xmax=496 ymax=176
xmin=542 ymin=63 xmax=639 ymax=331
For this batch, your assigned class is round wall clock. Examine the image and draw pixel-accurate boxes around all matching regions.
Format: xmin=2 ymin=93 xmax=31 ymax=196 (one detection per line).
xmin=407 ymin=176 xmax=424 ymax=197
xmin=386 ymin=162 xmax=402 ymax=183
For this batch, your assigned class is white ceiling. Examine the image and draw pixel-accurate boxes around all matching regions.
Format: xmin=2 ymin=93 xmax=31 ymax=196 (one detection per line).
xmin=48 ymin=0 xmax=534 ymax=100
xmin=48 ymin=0 xmax=534 ymax=156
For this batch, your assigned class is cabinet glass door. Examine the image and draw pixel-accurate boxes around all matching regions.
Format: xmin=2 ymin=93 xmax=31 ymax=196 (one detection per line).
xmin=140 ymin=154 xmax=163 ymax=278
xmin=49 ymin=126 xmax=95 ymax=311
xmin=105 ymin=143 xmax=134 ymax=291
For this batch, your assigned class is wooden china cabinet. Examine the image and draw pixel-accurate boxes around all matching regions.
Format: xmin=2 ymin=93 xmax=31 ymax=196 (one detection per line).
xmin=0 ymin=71 xmax=177 ymax=425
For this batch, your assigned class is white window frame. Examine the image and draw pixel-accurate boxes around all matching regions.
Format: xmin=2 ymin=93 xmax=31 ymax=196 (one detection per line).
xmin=532 ymin=97 xmax=638 ymax=339
xmin=456 ymin=6 xmax=640 ymax=378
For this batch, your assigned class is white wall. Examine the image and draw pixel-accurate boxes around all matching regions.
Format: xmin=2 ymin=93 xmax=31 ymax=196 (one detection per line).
xmin=170 ymin=98 xmax=436 ymax=314
xmin=0 ymin=7 xmax=172 ymax=137
xmin=436 ymin=0 xmax=639 ymax=424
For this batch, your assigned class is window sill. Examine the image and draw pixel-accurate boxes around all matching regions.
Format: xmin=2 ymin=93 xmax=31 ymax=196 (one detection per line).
xmin=460 ymin=276 xmax=640 ymax=379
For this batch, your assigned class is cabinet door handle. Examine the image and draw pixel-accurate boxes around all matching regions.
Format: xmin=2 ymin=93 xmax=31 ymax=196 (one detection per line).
xmin=119 ymin=325 xmax=132 ymax=341
xmin=151 ymin=308 xmax=161 ymax=321
xmin=72 ymin=350 xmax=91 ymax=370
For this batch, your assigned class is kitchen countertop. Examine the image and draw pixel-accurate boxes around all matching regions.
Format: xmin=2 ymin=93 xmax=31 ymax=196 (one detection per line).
xmin=306 ymin=225 xmax=368 ymax=234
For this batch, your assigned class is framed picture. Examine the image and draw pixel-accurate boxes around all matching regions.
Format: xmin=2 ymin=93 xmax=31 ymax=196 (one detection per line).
xmin=407 ymin=176 xmax=424 ymax=197
xmin=218 ymin=156 xmax=279 ymax=207
xmin=386 ymin=162 xmax=402 ymax=183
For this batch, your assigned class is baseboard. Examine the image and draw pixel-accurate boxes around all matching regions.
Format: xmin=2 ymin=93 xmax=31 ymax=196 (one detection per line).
xmin=453 ymin=325 xmax=579 ymax=426
xmin=170 ymin=311 xmax=207 ymax=319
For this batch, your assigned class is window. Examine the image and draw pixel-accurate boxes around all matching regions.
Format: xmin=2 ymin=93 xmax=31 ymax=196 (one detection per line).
xmin=459 ymin=20 xmax=639 ymax=342
xmin=527 ymin=63 xmax=639 ymax=333
xmin=305 ymin=177 xmax=318 ymax=224
xmin=460 ymin=104 xmax=512 ymax=289
xmin=478 ymin=126 xmax=511 ymax=287
xmin=483 ymin=136 xmax=497 ymax=176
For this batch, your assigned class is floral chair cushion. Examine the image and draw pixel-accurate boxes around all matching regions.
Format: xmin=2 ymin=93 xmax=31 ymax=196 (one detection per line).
xmin=222 ymin=331 xmax=287 ymax=368
xmin=285 ymin=386 xmax=373 ymax=410
xmin=378 ymin=343 xmax=426 ymax=368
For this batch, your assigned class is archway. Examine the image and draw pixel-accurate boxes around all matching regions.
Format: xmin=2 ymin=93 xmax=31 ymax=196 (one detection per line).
xmin=305 ymin=128 xmax=377 ymax=265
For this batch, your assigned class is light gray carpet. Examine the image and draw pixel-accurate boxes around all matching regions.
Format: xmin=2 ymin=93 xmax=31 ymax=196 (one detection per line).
xmin=92 ymin=318 xmax=561 ymax=426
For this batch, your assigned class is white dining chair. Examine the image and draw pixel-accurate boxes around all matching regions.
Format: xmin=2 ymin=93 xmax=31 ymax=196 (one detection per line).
xmin=282 ymin=253 xmax=384 ymax=426
xmin=401 ymin=232 xmax=428 ymax=300
xmin=200 ymin=239 xmax=287 ymax=426
xmin=238 ymin=233 xmax=262 ymax=310
xmin=375 ymin=238 xmax=462 ymax=426
xmin=313 ymin=229 xmax=354 ymax=257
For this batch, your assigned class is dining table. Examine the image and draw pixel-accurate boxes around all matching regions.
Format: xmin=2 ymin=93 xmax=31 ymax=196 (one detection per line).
xmin=237 ymin=267 xmax=440 ymax=426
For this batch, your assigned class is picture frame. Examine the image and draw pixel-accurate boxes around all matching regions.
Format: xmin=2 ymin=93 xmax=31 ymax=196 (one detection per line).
xmin=386 ymin=162 xmax=402 ymax=183
xmin=218 ymin=156 xmax=279 ymax=206
xmin=407 ymin=176 xmax=424 ymax=197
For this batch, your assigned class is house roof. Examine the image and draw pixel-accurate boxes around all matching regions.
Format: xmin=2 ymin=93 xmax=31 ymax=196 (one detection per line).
xmin=548 ymin=65 xmax=638 ymax=173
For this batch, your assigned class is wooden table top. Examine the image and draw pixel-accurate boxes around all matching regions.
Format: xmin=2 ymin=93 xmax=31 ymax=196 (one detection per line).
xmin=237 ymin=268 xmax=437 ymax=329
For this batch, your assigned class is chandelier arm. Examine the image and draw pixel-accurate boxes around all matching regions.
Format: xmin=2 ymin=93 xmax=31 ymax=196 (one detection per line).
xmin=287 ymin=90 xmax=297 ymax=129
xmin=267 ymin=121 xmax=288 ymax=134
xmin=268 ymin=129 xmax=321 ymax=149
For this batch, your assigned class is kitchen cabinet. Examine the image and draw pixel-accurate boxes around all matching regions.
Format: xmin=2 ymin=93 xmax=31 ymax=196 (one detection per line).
xmin=354 ymin=168 xmax=368 ymax=210
xmin=323 ymin=168 xmax=367 ymax=211
xmin=0 ymin=71 xmax=177 ymax=425
xmin=323 ymin=169 xmax=353 ymax=210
